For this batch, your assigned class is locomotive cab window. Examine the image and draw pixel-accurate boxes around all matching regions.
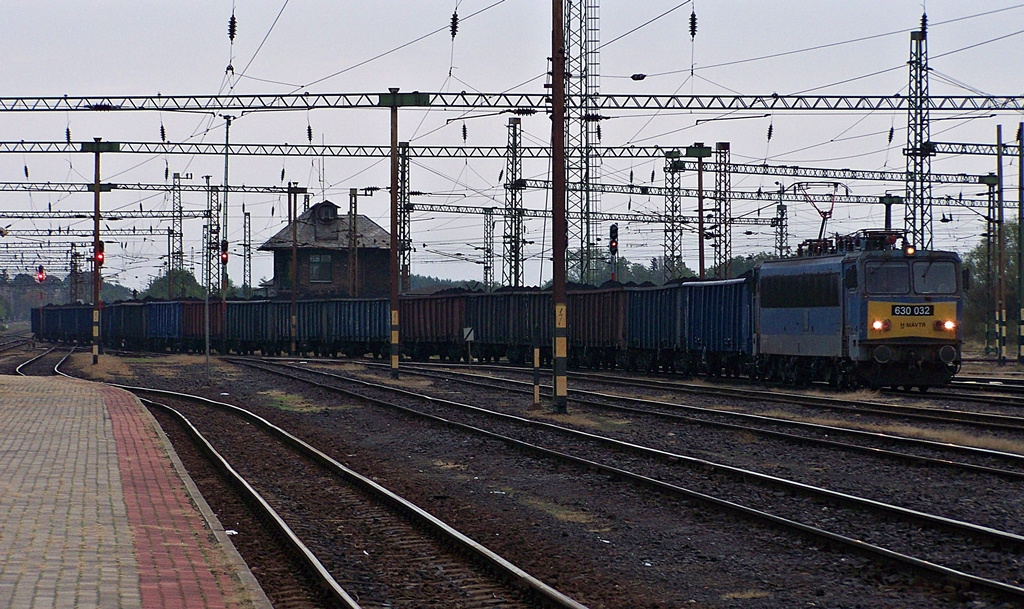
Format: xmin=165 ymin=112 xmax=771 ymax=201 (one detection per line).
xmin=913 ymin=260 xmax=957 ymax=294
xmin=865 ymin=261 xmax=909 ymax=294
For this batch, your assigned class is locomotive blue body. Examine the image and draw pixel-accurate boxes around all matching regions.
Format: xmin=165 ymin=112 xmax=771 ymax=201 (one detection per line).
xmin=754 ymin=235 xmax=962 ymax=388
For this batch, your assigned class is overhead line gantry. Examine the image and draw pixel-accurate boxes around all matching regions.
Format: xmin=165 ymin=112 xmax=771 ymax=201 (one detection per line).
xmin=1 ymin=92 xmax=1021 ymax=112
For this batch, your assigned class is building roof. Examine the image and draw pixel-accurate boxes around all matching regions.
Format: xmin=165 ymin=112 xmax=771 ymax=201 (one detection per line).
xmin=259 ymin=201 xmax=390 ymax=251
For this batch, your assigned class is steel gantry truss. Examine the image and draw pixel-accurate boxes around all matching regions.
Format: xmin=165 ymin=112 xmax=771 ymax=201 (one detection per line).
xmin=563 ymin=0 xmax=602 ymax=284
xmin=663 ymin=154 xmax=685 ymax=279
xmin=503 ymin=119 xmax=525 ymax=287
xmin=0 ymin=143 xmax=987 ymax=186
xmin=713 ymin=143 xmax=733 ymax=278
xmin=905 ymin=18 xmax=933 ymax=250
xmin=1 ymin=92 xmax=1021 ymax=113
xmin=1 ymin=77 xmax=1021 ymax=287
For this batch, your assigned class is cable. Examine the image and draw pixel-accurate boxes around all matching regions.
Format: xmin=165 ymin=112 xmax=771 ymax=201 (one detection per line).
xmin=598 ymin=1 xmax=691 ymax=52
xmin=615 ymin=4 xmax=1024 ymax=80
xmin=293 ymin=0 xmax=507 ymax=92
xmin=234 ymin=0 xmax=290 ymax=88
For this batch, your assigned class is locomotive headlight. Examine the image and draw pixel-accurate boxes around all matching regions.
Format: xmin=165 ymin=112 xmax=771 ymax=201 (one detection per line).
xmin=935 ymin=319 xmax=957 ymax=331
xmin=872 ymin=319 xmax=891 ymax=332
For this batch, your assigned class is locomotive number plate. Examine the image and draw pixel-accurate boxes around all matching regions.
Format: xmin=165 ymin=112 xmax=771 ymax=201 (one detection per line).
xmin=891 ymin=305 xmax=933 ymax=316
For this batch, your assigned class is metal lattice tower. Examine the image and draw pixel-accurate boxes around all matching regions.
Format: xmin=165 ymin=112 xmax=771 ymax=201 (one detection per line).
xmin=503 ymin=118 xmax=524 ymax=287
xmin=663 ymin=151 xmax=684 ymax=280
xmin=564 ymin=0 xmax=601 ymax=283
xmin=713 ymin=143 xmax=732 ymax=278
xmin=398 ymin=141 xmax=411 ymax=293
xmin=170 ymin=172 xmax=187 ymax=297
xmin=243 ymin=210 xmax=251 ymax=298
xmin=905 ymin=15 xmax=933 ymax=250
xmin=483 ymin=208 xmax=495 ymax=289
xmin=202 ymin=175 xmax=221 ymax=295
xmin=68 ymin=244 xmax=81 ymax=302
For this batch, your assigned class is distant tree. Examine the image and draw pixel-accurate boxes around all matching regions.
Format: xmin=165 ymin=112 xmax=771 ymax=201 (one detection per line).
xmin=141 ymin=269 xmax=207 ymax=299
xmin=710 ymin=251 xmax=779 ymax=279
xmin=409 ymin=274 xmax=492 ymax=292
xmin=101 ymin=281 xmax=133 ymax=303
xmin=961 ymin=221 xmax=1019 ymax=344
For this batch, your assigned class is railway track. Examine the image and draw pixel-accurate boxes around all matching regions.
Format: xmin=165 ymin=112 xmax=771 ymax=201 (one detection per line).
xmin=13 ymin=344 xmax=67 ymax=376
xmin=47 ymin=356 xmax=588 ymax=609
xmin=236 ymin=357 xmax=1024 ymax=604
xmin=388 ymin=360 xmax=1024 ymax=433
xmin=0 ymin=332 xmax=34 ymax=363
xmin=353 ymin=360 xmax=1024 ymax=480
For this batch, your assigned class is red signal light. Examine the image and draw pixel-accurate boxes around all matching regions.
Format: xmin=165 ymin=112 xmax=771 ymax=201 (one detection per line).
xmin=35 ymin=265 xmax=45 ymax=282
xmin=95 ymin=241 xmax=105 ymax=266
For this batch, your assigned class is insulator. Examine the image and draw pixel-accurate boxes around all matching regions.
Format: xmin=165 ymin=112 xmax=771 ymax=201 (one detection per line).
xmin=23 ymin=165 xmax=28 ymax=179
xmin=631 ymin=73 xmax=647 ymax=81
xmin=450 ymin=10 xmax=459 ymax=39
xmin=767 ymin=123 xmax=774 ymax=141
xmin=280 ymin=168 xmax=285 ymax=182
xmin=228 ymin=14 xmax=237 ymax=42
xmin=160 ymin=124 xmax=166 ymax=142
xmin=498 ymin=170 xmax=504 ymax=183
xmin=629 ymin=169 xmax=634 ymax=184
xmin=511 ymin=108 xmax=537 ymax=116
xmin=689 ymin=11 xmax=697 ymax=40
xmin=307 ymin=124 xmax=313 ymax=143
xmin=596 ymin=124 xmax=601 ymax=142
xmin=888 ymin=126 xmax=894 ymax=144
xmin=164 ymin=165 xmax=169 ymax=180
xmin=1017 ymin=124 xmax=1022 ymax=142
xmin=462 ymin=122 xmax=467 ymax=142
xmin=650 ymin=169 xmax=655 ymax=183
xmin=65 ymin=127 xmax=71 ymax=143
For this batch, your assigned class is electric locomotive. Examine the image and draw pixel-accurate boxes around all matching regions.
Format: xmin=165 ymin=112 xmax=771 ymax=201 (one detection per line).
xmin=754 ymin=230 xmax=964 ymax=389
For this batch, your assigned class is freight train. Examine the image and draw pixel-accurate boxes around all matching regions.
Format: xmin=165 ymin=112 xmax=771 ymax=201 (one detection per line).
xmin=32 ymin=230 xmax=965 ymax=390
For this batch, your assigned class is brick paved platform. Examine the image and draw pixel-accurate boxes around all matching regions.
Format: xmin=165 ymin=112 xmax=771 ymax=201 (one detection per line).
xmin=0 ymin=375 xmax=272 ymax=609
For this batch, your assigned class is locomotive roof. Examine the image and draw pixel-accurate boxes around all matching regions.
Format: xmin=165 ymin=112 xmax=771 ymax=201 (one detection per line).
xmin=757 ymin=247 xmax=960 ymax=274
xmin=259 ymin=200 xmax=391 ymax=251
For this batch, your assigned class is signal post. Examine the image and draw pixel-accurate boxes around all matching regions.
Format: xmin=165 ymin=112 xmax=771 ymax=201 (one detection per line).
xmin=81 ymin=139 xmax=118 ymax=364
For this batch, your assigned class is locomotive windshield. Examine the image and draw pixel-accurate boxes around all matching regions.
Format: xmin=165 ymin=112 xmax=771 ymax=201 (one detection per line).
xmin=864 ymin=259 xmax=958 ymax=295
xmin=913 ymin=260 xmax=957 ymax=294
xmin=865 ymin=261 xmax=910 ymax=294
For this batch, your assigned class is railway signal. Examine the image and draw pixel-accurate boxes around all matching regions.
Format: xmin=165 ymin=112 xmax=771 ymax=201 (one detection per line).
xmin=35 ymin=265 xmax=45 ymax=282
xmin=94 ymin=241 xmax=105 ymax=266
xmin=220 ymin=239 xmax=229 ymax=264
xmin=609 ymin=223 xmax=619 ymax=282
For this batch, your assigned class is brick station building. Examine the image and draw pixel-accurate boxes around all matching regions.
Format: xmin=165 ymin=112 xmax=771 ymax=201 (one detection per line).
xmin=259 ymin=200 xmax=390 ymax=299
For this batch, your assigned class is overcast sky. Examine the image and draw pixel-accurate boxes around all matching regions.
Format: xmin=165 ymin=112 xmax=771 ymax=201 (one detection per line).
xmin=2 ymin=1 xmax=1023 ymax=289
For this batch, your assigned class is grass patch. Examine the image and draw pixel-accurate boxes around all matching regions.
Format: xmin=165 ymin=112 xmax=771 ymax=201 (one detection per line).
xmin=761 ymin=408 xmax=1024 ymax=455
xmin=354 ymin=372 xmax=435 ymax=391
xmin=432 ymin=460 xmax=468 ymax=471
xmin=518 ymin=495 xmax=595 ymax=525
xmin=70 ymin=352 xmax=137 ymax=381
xmin=535 ymin=411 xmax=632 ymax=432
xmin=722 ymin=590 xmax=771 ymax=600
xmin=313 ymin=361 xmax=368 ymax=373
xmin=258 ymin=389 xmax=322 ymax=412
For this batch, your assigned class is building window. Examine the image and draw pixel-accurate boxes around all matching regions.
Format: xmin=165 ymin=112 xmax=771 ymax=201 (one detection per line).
xmin=309 ymin=254 xmax=332 ymax=283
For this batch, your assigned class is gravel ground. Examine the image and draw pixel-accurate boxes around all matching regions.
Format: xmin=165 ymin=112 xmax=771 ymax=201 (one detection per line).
xmin=66 ymin=352 xmax=1019 ymax=609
